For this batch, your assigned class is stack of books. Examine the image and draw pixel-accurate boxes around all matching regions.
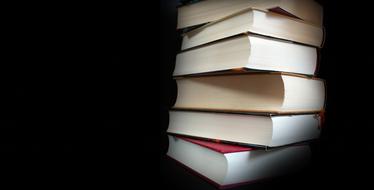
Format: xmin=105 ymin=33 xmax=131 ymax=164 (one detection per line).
xmin=166 ymin=0 xmax=325 ymax=188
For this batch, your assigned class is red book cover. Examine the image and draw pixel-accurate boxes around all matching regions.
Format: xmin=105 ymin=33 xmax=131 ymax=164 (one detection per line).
xmin=168 ymin=136 xmax=267 ymax=189
xmin=167 ymin=155 xmax=266 ymax=189
xmin=179 ymin=136 xmax=254 ymax=154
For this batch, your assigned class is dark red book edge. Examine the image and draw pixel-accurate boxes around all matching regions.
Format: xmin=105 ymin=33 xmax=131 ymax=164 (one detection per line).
xmin=176 ymin=136 xmax=254 ymax=154
xmin=269 ymin=7 xmax=301 ymax=20
xmin=170 ymin=133 xmax=313 ymax=151
xmin=166 ymin=155 xmax=272 ymax=189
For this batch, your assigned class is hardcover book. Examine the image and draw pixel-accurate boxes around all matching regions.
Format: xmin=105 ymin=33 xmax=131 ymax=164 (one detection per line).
xmin=168 ymin=110 xmax=321 ymax=147
xmin=178 ymin=0 xmax=323 ymax=29
xmin=167 ymin=135 xmax=311 ymax=189
xmin=181 ymin=8 xmax=324 ymax=50
xmin=175 ymin=34 xmax=318 ymax=76
xmin=174 ymin=73 xmax=326 ymax=114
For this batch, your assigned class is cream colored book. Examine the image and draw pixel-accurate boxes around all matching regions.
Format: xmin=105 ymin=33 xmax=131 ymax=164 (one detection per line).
xmin=168 ymin=110 xmax=321 ymax=147
xmin=175 ymin=34 xmax=318 ymax=76
xmin=174 ymin=73 xmax=325 ymax=114
xmin=178 ymin=0 xmax=323 ymax=29
xmin=181 ymin=8 xmax=324 ymax=50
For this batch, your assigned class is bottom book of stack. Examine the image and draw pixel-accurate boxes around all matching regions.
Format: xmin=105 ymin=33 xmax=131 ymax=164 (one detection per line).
xmin=167 ymin=135 xmax=311 ymax=189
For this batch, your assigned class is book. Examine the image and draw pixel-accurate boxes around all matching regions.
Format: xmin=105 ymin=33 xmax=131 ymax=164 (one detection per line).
xmin=181 ymin=8 xmax=324 ymax=50
xmin=174 ymin=73 xmax=325 ymax=114
xmin=175 ymin=34 xmax=318 ymax=76
xmin=177 ymin=0 xmax=323 ymax=29
xmin=168 ymin=110 xmax=320 ymax=147
xmin=167 ymin=135 xmax=311 ymax=189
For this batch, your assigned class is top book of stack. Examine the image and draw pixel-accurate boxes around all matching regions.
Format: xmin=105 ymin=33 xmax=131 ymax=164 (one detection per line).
xmin=178 ymin=0 xmax=323 ymax=29
xmin=178 ymin=0 xmax=324 ymax=50
xmin=175 ymin=0 xmax=324 ymax=76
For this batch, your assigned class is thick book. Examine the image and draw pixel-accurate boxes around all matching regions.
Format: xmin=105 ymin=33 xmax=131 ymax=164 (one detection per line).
xmin=175 ymin=34 xmax=318 ymax=76
xmin=168 ymin=110 xmax=320 ymax=147
xmin=177 ymin=0 xmax=323 ymax=29
xmin=174 ymin=73 xmax=325 ymax=114
xmin=181 ymin=8 xmax=323 ymax=50
xmin=167 ymin=135 xmax=311 ymax=189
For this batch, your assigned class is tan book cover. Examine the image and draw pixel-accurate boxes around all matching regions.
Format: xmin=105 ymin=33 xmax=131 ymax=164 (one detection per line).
xmin=174 ymin=72 xmax=326 ymax=114
xmin=178 ymin=0 xmax=323 ymax=29
xmin=181 ymin=8 xmax=324 ymax=50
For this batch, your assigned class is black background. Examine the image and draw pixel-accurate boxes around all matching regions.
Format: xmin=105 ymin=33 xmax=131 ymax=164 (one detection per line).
xmin=161 ymin=0 xmax=374 ymax=189
xmin=1 ymin=1 xmax=165 ymax=186
xmin=0 ymin=4 xmax=168 ymax=188
xmin=2 ymin=20 xmax=124 ymax=153
xmin=0 ymin=3 xmax=146 ymax=158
